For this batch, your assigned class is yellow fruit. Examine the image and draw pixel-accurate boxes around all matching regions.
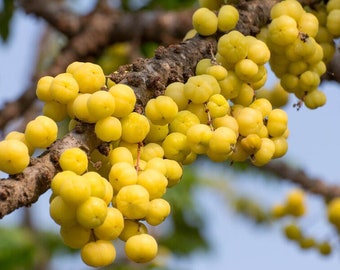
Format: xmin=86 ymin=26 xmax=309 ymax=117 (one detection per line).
xmin=285 ymin=189 xmax=306 ymax=217
xmin=164 ymin=82 xmax=189 ymax=111
xmin=59 ymin=174 xmax=91 ymax=205
xmin=145 ymin=96 xmax=178 ymax=125
xmin=251 ymin=138 xmax=275 ymax=166
xmin=60 ymin=224 xmax=91 ymax=249
xmin=0 ymin=140 xmax=30 ymax=174
xmin=87 ymin=90 xmax=115 ymax=120
xmin=71 ymin=62 xmax=106 ymax=93
xmin=24 ymin=116 xmax=58 ymax=149
xmin=119 ymin=220 xmax=148 ymax=241
xmin=184 ymin=74 xmax=216 ymax=104
xmin=327 ymin=198 xmax=340 ymax=228
xmin=43 ymin=101 xmax=68 ymax=122
xmin=164 ymin=159 xmax=183 ymax=187
xmin=186 ymin=123 xmax=213 ymax=154
xmin=268 ymin=15 xmax=299 ymax=46
xmin=137 ymin=169 xmax=168 ymax=200
xmin=109 ymin=146 xmax=134 ymax=165
xmin=36 ymin=76 xmax=54 ymax=102
xmin=270 ymin=0 xmax=304 ymax=21
xmin=121 ymin=112 xmax=150 ymax=143
xmin=266 ymin=109 xmax=288 ymax=137
xmin=72 ymin=93 xmax=97 ymax=123
xmin=82 ymin=171 xmax=107 ymax=199
xmin=51 ymin=170 xmax=76 ymax=195
xmin=235 ymin=107 xmax=263 ymax=137
xmin=140 ymin=143 xmax=164 ymax=161
xmin=108 ymin=84 xmax=136 ymax=117
xmin=49 ymin=73 xmax=79 ymax=104
xmin=271 ymin=204 xmax=287 ymax=219
xmin=49 ymin=196 xmax=77 ymax=226
xmin=145 ymin=198 xmax=171 ymax=226
xmin=76 ymin=197 xmax=108 ymax=228
xmin=115 ymin=184 xmax=150 ymax=219
xmin=235 ymin=59 xmax=259 ymax=82
xmin=326 ymin=9 xmax=340 ymax=37
xmin=66 ymin=61 xmax=84 ymax=74
xmin=246 ymin=36 xmax=271 ymax=65
xmin=94 ymin=207 xmax=124 ymax=240
xmin=59 ymin=147 xmax=88 ymax=175
xmin=125 ymin=234 xmax=158 ymax=263
xmin=162 ymin=132 xmax=191 ymax=163
xmin=217 ymin=5 xmax=239 ymax=32
xmin=109 ymin=162 xmax=138 ymax=193
xmin=192 ymin=7 xmax=218 ymax=36
xmin=217 ymin=31 xmax=248 ymax=64
xmin=95 ymin=116 xmax=122 ymax=142
xmin=169 ymin=110 xmax=200 ymax=134
xmin=298 ymin=12 xmax=319 ymax=38
xmin=5 ymin=131 xmax=35 ymax=155
xmin=284 ymin=223 xmax=302 ymax=240
xmin=81 ymin=240 xmax=116 ymax=267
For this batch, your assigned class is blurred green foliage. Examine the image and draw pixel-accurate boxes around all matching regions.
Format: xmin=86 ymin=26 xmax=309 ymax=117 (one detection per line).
xmin=0 ymin=0 xmax=14 ymax=41
xmin=161 ymin=167 xmax=209 ymax=254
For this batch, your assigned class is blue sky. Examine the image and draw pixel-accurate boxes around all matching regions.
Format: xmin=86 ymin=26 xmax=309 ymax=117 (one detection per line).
xmin=1 ymin=8 xmax=340 ymax=270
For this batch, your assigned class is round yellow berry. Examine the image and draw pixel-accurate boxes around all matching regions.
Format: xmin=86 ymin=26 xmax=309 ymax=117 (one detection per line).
xmin=192 ymin=7 xmax=218 ymax=36
xmin=71 ymin=62 xmax=106 ymax=93
xmin=116 ymin=184 xmax=150 ymax=219
xmin=49 ymin=73 xmax=79 ymax=104
xmin=81 ymin=240 xmax=116 ymax=267
xmin=125 ymin=234 xmax=158 ymax=263
xmin=0 ymin=140 xmax=30 ymax=174
xmin=59 ymin=147 xmax=88 ymax=175
xmin=95 ymin=116 xmax=122 ymax=142
xmin=24 ymin=116 xmax=58 ymax=148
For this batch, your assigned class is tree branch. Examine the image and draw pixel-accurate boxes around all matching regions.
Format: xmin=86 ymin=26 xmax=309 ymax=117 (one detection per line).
xmin=263 ymin=161 xmax=340 ymax=199
xmin=18 ymin=0 xmax=83 ymax=37
xmin=0 ymin=123 xmax=101 ymax=218
xmin=0 ymin=5 xmax=194 ymax=131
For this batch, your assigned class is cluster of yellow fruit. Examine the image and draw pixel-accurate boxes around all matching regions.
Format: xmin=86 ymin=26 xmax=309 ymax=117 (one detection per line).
xmin=183 ymin=4 xmax=289 ymax=166
xmin=49 ymin=148 xmax=171 ymax=266
xmin=305 ymin=0 xmax=339 ymax=64
xmin=164 ymin=73 xmax=289 ymax=166
xmin=32 ymin=61 xmax=187 ymax=267
xmin=270 ymin=189 xmax=332 ymax=256
xmin=193 ymin=0 xmax=332 ymax=110
xmin=271 ymin=189 xmax=307 ymax=219
xmin=257 ymin=0 xmax=330 ymax=109
xmin=283 ymin=222 xmax=332 ymax=255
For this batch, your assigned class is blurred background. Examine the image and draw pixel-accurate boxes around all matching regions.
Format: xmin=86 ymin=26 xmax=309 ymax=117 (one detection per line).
xmin=1 ymin=0 xmax=340 ymax=269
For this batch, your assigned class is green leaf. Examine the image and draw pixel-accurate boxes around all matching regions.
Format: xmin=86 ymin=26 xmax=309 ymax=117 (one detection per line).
xmin=160 ymin=168 xmax=209 ymax=254
xmin=0 ymin=0 xmax=14 ymax=41
xmin=0 ymin=227 xmax=36 ymax=269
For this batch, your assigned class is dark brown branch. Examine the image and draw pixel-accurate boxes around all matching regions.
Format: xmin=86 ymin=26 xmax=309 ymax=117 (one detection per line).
xmin=263 ymin=161 xmax=340 ymax=199
xmin=0 ymin=7 xmax=194 ymax=131
xmin=109 ymin=35 xmax=217 ymax=106
xmin=18 ymin=0 xmax=83 ymax=37
xmin=0 ymin=123 xmax=101 ymax=218
xmin=48 ymin=8 xmax=194 ymax=75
